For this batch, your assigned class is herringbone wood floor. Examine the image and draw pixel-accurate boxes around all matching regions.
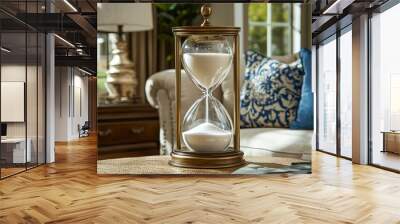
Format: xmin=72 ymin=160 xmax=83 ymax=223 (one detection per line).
xmin=1 ymin=136 xmax=400 ymax=224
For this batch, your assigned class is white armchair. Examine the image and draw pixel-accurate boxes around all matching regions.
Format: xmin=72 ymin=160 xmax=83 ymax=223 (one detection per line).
xmin=145 ymin=54 xmax=313 ymax=161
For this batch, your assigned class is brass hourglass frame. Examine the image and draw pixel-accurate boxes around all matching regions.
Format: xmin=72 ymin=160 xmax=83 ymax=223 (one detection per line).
xmin=170 ymin=24 xmax=245 ymax=169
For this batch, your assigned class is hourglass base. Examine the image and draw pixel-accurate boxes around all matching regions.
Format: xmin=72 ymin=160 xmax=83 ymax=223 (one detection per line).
xmin=169 ymin=149 xmax=245 ymax=169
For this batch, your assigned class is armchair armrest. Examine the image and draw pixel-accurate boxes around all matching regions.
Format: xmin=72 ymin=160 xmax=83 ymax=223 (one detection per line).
xmin=145 ymin=69 xmax=176 ymax=109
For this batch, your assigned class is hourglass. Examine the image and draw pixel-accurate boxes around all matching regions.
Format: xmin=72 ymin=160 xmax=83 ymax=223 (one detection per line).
xmin=181 ymin=35 xmax=233 ymax=153
xmin=170 ymin=5 xmax=245 ymax=168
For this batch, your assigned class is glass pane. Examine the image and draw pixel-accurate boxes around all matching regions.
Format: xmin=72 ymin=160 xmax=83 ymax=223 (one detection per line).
xmin=293 ymin=4 xmax=302 ymax=30
xmin=98 ymin=33 xmax=108 ymax=71
xmin=27 ymin=31 xmax=38 ymax=169
xmin=97 ymin=33 xmax=109 ymax=105
xmin=271 ymin=4 xmax=290 ymax=23
xmin=248 ymin=26 xmax=267 ymax=55
xmin=371 ymin=3 xmax=400 ymax=171
xmin=390 ymin=75 xmax=400 ymax=129
xmin=271 ymin=26 xmax=289 ymax=56
xmin=38 ymin=33 xmax=46 ymax=165
xmin=1 ymin=31 xmax=27 ymax=177
xmin=108 ymin=34 xmax=116 ymax=59
xmin=340 ymin=30 xmax=352 ymax=158
xmin=248 ymin=3 xmax=267 ymax=22
xmin=318 ymin=38 xmax=337 ymax=154
xmin=26 ymin=0 xmax=39 ymax=169
xmin=292 ymin=4 xmax=302 ymax=54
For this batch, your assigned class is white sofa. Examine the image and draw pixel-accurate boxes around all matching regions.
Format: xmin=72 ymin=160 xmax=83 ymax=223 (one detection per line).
xmin=145 ymin=55 xmax=312 ymax=161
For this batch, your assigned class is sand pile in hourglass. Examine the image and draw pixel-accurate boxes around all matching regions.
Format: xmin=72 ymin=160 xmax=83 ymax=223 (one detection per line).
xmin=183 ymin=52 xmax=230 ymax=89
xmin=182 ymin=52 xmax=232 ymax=153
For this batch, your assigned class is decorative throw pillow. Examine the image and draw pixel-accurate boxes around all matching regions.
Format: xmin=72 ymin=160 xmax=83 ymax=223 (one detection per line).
xmin=289 ymin=48 xmax=314 ymax=130
xmin=240 ymin=51 xmax=304 ymax=128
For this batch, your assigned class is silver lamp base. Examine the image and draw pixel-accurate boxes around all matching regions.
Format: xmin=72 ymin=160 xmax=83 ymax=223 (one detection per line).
xmin=106 ymin=28 xmax=138 ymax=104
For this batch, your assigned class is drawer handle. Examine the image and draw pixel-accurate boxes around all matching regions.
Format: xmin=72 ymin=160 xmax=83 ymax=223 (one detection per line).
xmin=130 ymin=127 xmax=144 ymax=135
xmin=99 ymin=129 xmax=112 ymax=137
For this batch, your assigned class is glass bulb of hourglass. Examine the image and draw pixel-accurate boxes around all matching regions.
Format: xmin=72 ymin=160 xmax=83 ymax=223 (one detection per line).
xmin=182 ymin=36 xmax=232 ymax=91
xmin=181 ymin=35 xmax=233 ymax=153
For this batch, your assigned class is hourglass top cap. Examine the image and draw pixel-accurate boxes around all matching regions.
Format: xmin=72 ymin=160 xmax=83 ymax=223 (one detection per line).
xmin=172 ymin=4 xmax=240 ymax=35
xmin=201 ymin=4 xmax=212 ymax=27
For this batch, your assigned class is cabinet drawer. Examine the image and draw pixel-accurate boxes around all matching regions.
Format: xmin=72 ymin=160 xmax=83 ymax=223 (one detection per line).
xmin=98 ymin=120 xmax=159 ymax=146
xmin=98 ymin=142 xmax=159 ymax=160
xmin=384 ymin=133 xmax=400 ymax=154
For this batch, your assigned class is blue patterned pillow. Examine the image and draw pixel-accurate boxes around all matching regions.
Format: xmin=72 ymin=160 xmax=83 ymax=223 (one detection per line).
xmin=240 ymin=51 xmax=304 ymax=128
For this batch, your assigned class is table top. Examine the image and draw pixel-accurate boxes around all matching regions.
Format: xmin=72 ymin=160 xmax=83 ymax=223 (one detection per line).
xmin=381 ymin=131 xmax=400 ymax=134
xmin=1 ymin=137 xmax=30 ymax=143
xmin=97 ymin=155 xmax=310 ymax=175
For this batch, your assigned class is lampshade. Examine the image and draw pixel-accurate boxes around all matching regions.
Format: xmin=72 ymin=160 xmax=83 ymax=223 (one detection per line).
xmin=97 ymin=3 xmax=153 ymax=32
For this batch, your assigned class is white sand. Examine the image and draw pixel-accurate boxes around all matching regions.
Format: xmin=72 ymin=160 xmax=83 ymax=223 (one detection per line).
xmin=183 ymin=52 xmax=231 ymax=89
xmin=182 ymin=122 xmax=232 ymax=153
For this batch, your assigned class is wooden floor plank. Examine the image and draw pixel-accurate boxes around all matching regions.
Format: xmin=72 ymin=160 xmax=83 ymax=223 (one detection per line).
xmin=0 ymin=136 xmax=400 ymax=223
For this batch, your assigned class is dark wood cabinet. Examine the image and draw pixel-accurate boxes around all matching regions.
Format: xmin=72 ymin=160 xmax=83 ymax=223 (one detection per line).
xmin=97 ymin=104 xmax=159 ymax=159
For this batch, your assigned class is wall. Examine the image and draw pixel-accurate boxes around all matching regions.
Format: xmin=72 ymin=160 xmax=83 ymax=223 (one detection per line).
xmin=55 ymin=67 xmax=89 ymax=141
xmin=1 ymin=61 xmax=46 ymax=167
xmin=72 ymin=73 xmax=89 ymax=138
xmin=55 ymin=66 xmax=69 ymax=141
xmin=1 ymin=65 xmax=38 ymax=139
xmin=210 ymin=3 xmax=234 ymax=26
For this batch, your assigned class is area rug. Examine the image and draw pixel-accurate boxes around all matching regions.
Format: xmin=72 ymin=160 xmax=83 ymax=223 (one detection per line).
xmin=97 ymin=155 xmax=311 ymax=175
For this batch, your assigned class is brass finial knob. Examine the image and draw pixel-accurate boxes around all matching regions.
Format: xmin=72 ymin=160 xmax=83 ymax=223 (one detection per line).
xmin=201 ymin=4 xmax=212 ymax=27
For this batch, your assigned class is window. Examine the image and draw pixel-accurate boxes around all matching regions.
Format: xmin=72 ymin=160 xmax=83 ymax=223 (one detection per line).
xmin=97 ymin=33 xmax=114 ymax=105
xmin=0 ymin=2 xmax=46 ymax=179
xmin=97 ymin=33 xmax=109 ymax=73
xmin=370 ymin=3 xmax=400 ymax=171
xmin=317 ymin=37 xmax=337 ymax=154
xmin=390 ymin=74 xmax=400 ymax=130
xmin=248 ymin=3 xmax=301 ymax=56
xmin=316 ymin=27 xmax=353 ymax=159
xmin=339 ymin=28 xmax=352 ymax=158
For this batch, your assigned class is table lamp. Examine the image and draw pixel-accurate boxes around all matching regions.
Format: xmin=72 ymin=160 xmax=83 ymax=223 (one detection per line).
xmin=98 ymin=3 xmax=153 ymax=103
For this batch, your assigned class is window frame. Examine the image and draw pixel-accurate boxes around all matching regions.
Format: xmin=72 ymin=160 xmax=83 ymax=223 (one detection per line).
xmin=315 ymin=23 xmax=353 ymax=161
xmin=368 ymin=1 xmax=400 ymax=173
xmin=247 ymin=3 xmax=299 ymax=57
xmin=0 ymin=1 xmax=47 ymax=180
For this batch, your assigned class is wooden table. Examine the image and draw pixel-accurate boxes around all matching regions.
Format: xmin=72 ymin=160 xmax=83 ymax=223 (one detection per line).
xmin=1 ymin=138 xmax=32 ymax=164
xmin=97 ymin=155 xmax=310 ymax=175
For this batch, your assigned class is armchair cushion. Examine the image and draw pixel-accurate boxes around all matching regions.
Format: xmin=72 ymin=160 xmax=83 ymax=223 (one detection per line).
xmin=240 ymin=127 xmax=312 ymax=156
xmin=240 ymin=50 xmax=304 ymax=128
xmin=221 ymin=53 xmax=299 ymax=119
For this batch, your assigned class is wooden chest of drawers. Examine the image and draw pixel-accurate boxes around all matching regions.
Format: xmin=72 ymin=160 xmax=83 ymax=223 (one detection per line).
xmin=98 ymin=104 xmax=159 ymax=158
